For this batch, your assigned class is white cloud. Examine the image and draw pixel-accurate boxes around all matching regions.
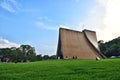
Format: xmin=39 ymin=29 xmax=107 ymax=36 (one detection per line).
xmin=73 ymin=0 xmax=80 ymax=3
xmin=98 ymin=0 xmax=108 ymax=6
xmin=35 ymin=44 xmax=57 ymax=56
xmin=35 ymin=20 xmax=70 ymax=31
xmin=0 ymin=37 xmax=20 ymax=48
xmin=77 ymin=0 xmax=120 ymax=42
xmin=35 ymin=21 xmax=58 ymax=30
xmin=35 ymin=15 xmax=72 ymax=31
xmin=74 ymin=1 xmax=106 ymax=32
xmin=35 ymin=22 xmax=45 ymax=27
xmin=97 ymin=0 xmax=120 ymax=41
xmin=37 ymin=16 xmax=54 ymax=22
xmin=59 ymin=25 xmax=70 ymax=29
xmin=0 ymin=0 xmax=19 ymax=13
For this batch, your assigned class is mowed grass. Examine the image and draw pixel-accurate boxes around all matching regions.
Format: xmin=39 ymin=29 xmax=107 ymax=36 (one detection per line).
xmin=0 ymin=59 xmax=120 ymax=80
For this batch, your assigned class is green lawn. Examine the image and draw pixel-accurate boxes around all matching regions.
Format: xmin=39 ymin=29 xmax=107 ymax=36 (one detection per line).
xmin=0 ymin=59 xmax=120 ymax=80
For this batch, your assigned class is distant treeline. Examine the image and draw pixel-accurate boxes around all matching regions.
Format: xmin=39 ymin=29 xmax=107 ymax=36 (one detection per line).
xmin=99 ymin=37 xmax=120 ymax=58
xmin=1 ymin=37 xmax=120 ymax=62
xmin=0 ymin=45 xmax=56 ymax=63
xmin=36 ymin=54 xmax=56 ymax=61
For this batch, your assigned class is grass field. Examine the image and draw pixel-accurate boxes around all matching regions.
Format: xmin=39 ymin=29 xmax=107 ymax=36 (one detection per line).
xmin=0 ymin=59 xmax=120 ymax=80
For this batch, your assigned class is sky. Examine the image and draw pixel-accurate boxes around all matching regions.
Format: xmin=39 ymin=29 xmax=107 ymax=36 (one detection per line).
xmin=0 ymin=0 xmax=120 ymax=55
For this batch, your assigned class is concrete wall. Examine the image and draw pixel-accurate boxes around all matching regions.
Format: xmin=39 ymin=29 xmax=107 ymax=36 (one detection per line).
xmin=57 ymin=28 xmax=104 ymax=59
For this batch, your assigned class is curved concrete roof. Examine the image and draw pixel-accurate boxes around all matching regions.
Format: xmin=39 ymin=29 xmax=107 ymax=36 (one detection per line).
xmin=57 ymin=28 xmax=106 ymax=59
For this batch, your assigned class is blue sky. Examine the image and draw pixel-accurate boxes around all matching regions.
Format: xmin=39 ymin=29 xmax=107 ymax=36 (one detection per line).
xmin=0 ymin=0 xmax=120 ymax=55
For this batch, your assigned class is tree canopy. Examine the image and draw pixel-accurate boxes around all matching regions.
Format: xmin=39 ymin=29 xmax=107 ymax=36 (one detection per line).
xmin=0 ymin=44 xmax=57 ymax=62
xmin=99 ymin=37 xmax=120 ymax=57
xmin=0 ymin=45 xmax=36 ymax=62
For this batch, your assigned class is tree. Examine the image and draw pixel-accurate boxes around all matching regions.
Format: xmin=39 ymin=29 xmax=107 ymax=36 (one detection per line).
xmin=0 ymin=44 xmax=36 ymax=62
xmin=98 ymin=40 xmax=104 ymax=45
xmin=43 ymin=55 xmax=50 ymax=60
xmin=36 ymin=54 xmax=42 ymax=61
xmin=19 ymin=45 xmax=36 ymax=61
xmin=50 ymin=55 xmax=57 ymax=59
xmin=99 ymin=37 xmax=120 ymax=57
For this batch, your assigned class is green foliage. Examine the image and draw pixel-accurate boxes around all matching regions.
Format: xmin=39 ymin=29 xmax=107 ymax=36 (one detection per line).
xmin=35 ymin=55 xmax=57 ymax=61
xmin=42 ymin=55 xmax=50 ymax=60
xmin=99 ymin=37 xmax=120 ymax=57
xmin=0 ymin=48 xmax=11 ymax=57
xmin=0 ymin=59 xmax=120 ymax=80
xmin=0 ymin=45 xmax=36 ymax=62
xmin=49 ymin=55 xmax=57 ymax=59
xmin=19 ymin=45 xmax=36 ymax=61
xmin=36 ymin=54 xmax=42 ymax=61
